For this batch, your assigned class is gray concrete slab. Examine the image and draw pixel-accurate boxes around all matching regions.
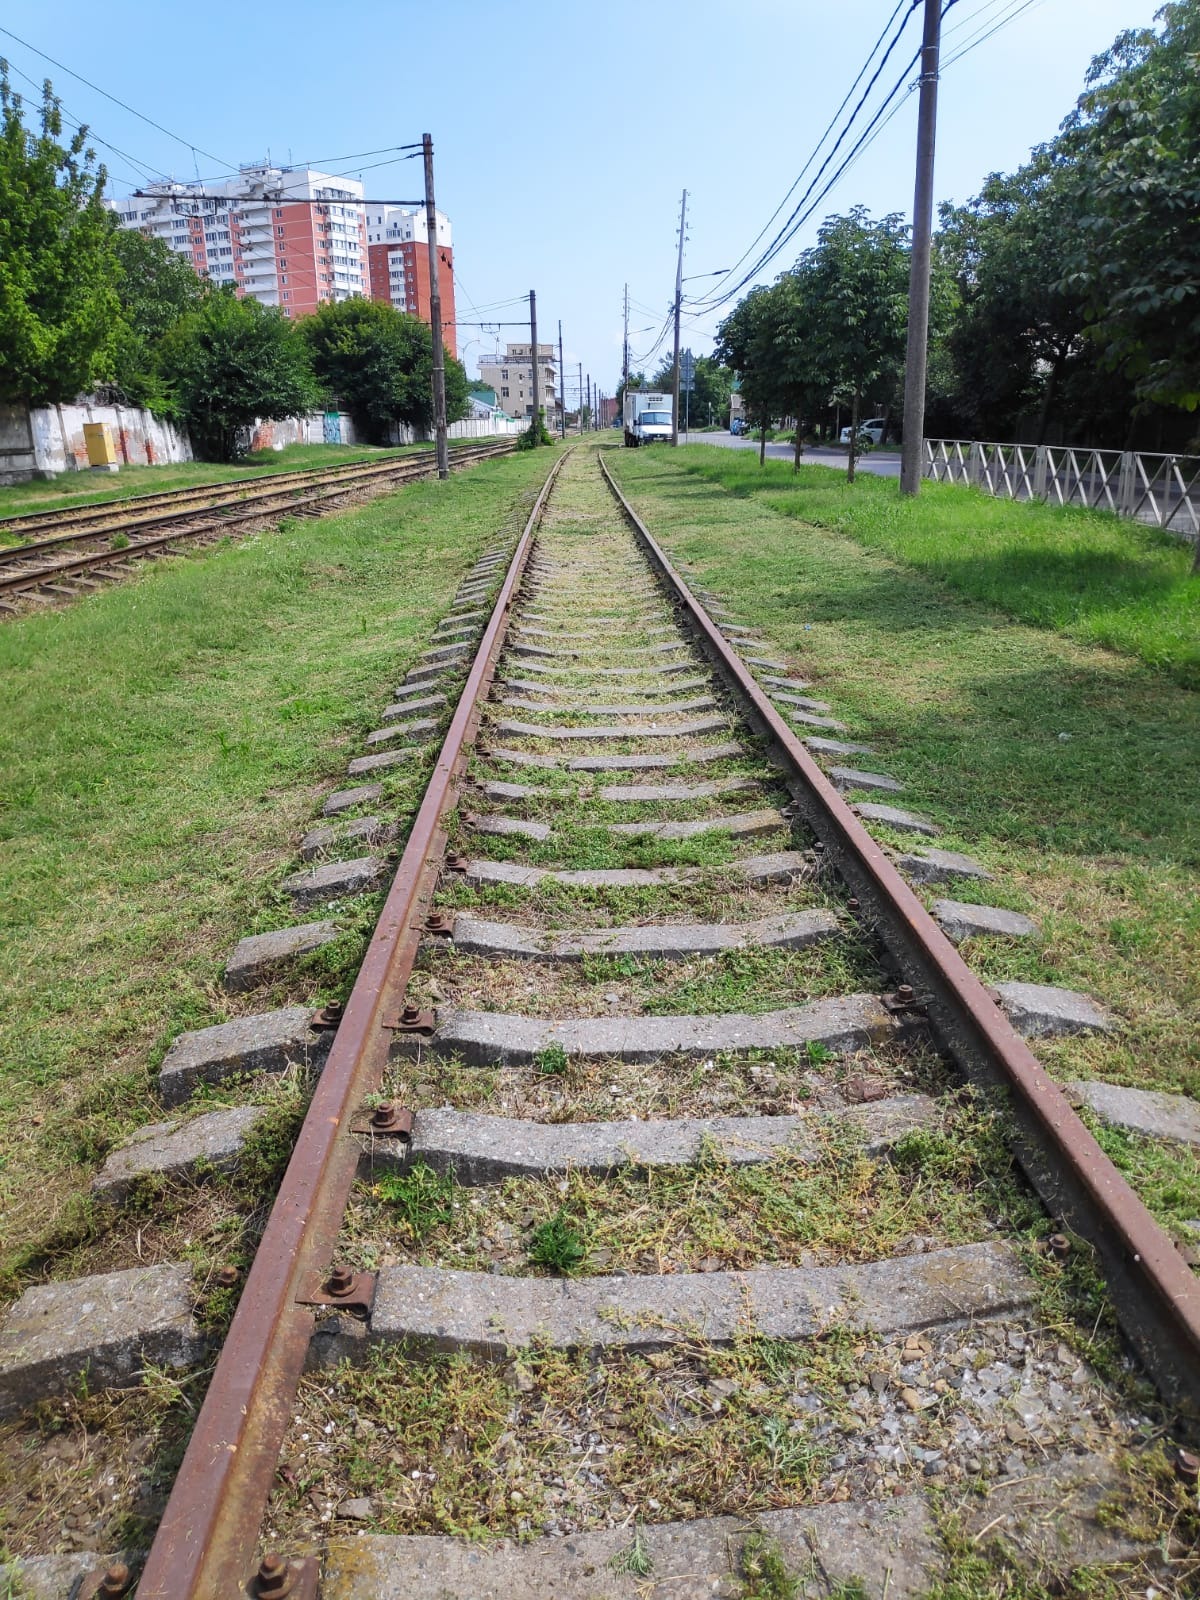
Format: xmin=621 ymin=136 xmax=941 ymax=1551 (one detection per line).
xmin=855 ymin=802 xmax=939 ymax=837
xmin=321 ymin=1497 xmax=939 ymax=1600
xmin=364 ymin=716 xmax=437 ymax=747
xmin=773 ymin=691 xmax=832 ymax=712
xmin=380 ymin=694 xmax=446 ymax=720
xmin=323 ymin=783 xmax=383 ymax=817
xmin=996 ymin=982 xmax=1114 ymax=1038
xmin=488 ymin=741 xmax=745 ymax=772
xmin=364 ymin=1241 xmax=1028 ymax=1357
xmin=223 ymin=919 xmax=340 ymax=990
xmin=745 ymin=656 xmax=788 ymax=671
xmin=762 ymin=675 xmax=815 ymax=692
xmin=806 ymin=735 xmax=876 ymax=758
xmin=418 ymin=994 xmax=895 ymax=1067
xmin=404 ymin=660 xmax=457 ymax=685
xmin=608 ymin=808 xmax=784 ymax=840
xmin=159 ymin=1004 xmax=330 ymax=1105
xmin=516 ymin=660 xmax=694 ymax=678
xmin=1069 ymin=1079 xmax=1200 ymax=1147
xmin=448 ymin=908 xmax=839 ymax=961
xmin=299 ymin=815 xmax=396 ymax=862
xmin=496 ymin=717 xmax=727 ymax=741
xmin=281 ymin=854 xmax=387 ymax=909
xmin=348 ymin=748 xmax=420 ymax=777
xmin=422 ymin=641 xmax=472 ymax=664
xmin=500 ymin=676 xmax=709 ymax=699
xmin=0 ymin=1554 xmax=137 ymax=1600
xmin=0 ymin=1264 xmax=204 ymax=1417
xmin=895 ymin=848 xmax=991 ymax=885
xmin=398 ymin=1094 xmax=934 ymax=1184
xmin=93 ymin=1104 xmax=266 ymax=1199
xmin=830 ymin=767 xmax=902 ymax=795
xmin=788 ymin=708 xmax=848 ymax=731
xmin=498 ymin=697 xmax=718 ymax=716
xmin=470 ymin=815 xmax=552 ymax=843
xmin=933 ymin=900 xmax=1039 ymax=943
xmin=461 ymin=850 xmax=809 ymax=892
xmin=599 ymin=777 xmax=759 ymax=802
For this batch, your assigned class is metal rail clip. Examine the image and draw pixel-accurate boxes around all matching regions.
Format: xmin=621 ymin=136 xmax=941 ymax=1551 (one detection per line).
xmin=350 ymin=1103 xmax=414 ymax=1140
xmin=297 ymin=1265 xmax=377 ymax=1316
xmin=386 ymin=1004 xmax=436 ymax=1035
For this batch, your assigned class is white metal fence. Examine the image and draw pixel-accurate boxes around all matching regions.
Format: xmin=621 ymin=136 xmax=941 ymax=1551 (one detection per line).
xmin=924 ymin=438 xmax=1200 ymax=543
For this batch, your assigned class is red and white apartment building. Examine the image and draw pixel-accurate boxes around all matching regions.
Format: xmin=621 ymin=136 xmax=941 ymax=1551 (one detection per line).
xmin=108 ymin=165 xmax=455 ymax=351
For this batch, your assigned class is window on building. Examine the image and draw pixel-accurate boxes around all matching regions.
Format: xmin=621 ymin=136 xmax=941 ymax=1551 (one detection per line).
xmin=281 ymin=275 xmax=287 ymax=285
xmin=275 ymin=208 xmax=284 ymax=219
xmin=282 ymin=291 xmax=291 ymax=301
xmin=500 ymin=386 xmax=509 ymax=397
xmin=501 ymin=369 xmax=508 ymax=380
xmin=280 ymin=258 xmax=287 ymax=270
xmin=276 ymin=226 xmax=286 ymax=237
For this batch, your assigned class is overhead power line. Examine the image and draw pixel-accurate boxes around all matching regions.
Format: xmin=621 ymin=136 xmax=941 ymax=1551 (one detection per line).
xmin=0 ymin=24 xmax=236 ymax=170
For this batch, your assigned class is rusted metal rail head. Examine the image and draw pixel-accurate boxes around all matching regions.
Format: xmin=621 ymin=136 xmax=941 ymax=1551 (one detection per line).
xmin=136 ymin=449 xmax=569 ymax=1600
xmin=599 ymin=452 xmax=1200 ymax=1424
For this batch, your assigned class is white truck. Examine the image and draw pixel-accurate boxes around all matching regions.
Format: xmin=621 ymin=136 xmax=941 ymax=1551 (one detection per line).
xmin=623 ymin=391 xmax=673 ymax=447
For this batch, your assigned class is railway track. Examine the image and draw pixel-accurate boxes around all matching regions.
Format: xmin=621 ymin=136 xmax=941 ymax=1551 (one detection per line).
xmin=0 ymin=441 xmax=515 ymax=613
xmin=0 ymin=446 xmax=1196 ymax=1599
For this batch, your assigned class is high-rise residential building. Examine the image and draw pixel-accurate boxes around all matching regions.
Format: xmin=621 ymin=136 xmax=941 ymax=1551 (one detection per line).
xmin=364 ymin=207 xmax=457 ymax=358
xmin=478 ymin=343 xmax=558 ymax=424
xmin=107 ymin=165 xmax=371 ymax=318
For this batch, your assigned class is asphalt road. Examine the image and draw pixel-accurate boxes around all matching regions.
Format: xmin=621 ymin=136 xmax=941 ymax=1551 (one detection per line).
xmin=681 ymin=430 xmax=901 ymax=477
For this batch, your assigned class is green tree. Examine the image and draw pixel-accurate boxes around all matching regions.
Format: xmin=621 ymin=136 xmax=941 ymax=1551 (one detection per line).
xmin=160 ymin=290 xmax=318 ymax=462
xmin=106 ymin=228 xmax=206 ymax=412
xmin=0 ymin=67 xmax=119 ymax=404
xmin=651 ymin=355 xmax=734 ymax=429
xmin=1059 ymin=1 xmax=1200 ymax=412
xmin=797 ymin=208 xmax=911 ymax=481
xmin=302 ymin=298 xmax=467 ymax=443
xmin=715 ymin=286 xmax=787 ymax=462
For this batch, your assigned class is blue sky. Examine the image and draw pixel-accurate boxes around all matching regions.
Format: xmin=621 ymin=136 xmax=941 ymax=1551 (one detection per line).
xmin=1 ymin=0 xmax=1162 ymax=404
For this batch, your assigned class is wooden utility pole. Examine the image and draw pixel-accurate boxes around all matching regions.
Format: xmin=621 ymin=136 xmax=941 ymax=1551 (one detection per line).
xmin=529 ymin=290 xmax=540 ymax=440
xmin=671 ymin=189 xmax=687 ymax=447
xmin=422 ymin=133 xmax=449 ymax=478
xmin=558 ymin=320 xmax=566 ymax=438
xmin=899 ymin=0 xmax=941 ymax=496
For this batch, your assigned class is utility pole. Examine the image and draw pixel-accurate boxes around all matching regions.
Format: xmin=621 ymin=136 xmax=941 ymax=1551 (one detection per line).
xmin=899 ymin=0 xmax=941 ymax=496
xmin=586 ymin=374 xmax=592 ymax=432
xmin=622 ymin=283 xmax=630 ymax=401
xmin=578 ymin=362 xmax=584 ymax=434
xmin=557 ymin=320 xmax=566 ymax=438
xmin=671 ymin=188 xmax=687 ymax=447
xmin=529 ymin=290 xmax=540 ymax=440
xmin=422 ymin=133 xmax=449 ymax=478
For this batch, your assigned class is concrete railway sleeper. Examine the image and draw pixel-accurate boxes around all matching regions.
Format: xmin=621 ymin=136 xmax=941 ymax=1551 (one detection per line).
xmin=0 ymin=440 xmax=515 ymax=614
xmin=1 ymin=446 xmax=1196 ymax=1599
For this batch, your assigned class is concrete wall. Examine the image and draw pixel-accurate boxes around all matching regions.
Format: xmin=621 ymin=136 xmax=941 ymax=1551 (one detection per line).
xmin=0 ymin=405 xmax=36 ymax=485
xmin=244 ymin=412 xmax=360 ymax=452
xmin=27 ymin=402 xmax=193 ymax=478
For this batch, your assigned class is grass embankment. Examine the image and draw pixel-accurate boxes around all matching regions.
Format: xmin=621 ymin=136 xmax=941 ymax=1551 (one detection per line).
xmin=0 ymin=444 xmax=561 ymax=1284
xmin=676 ymin=445 xmax=1199 ymax=687
xmin=0 ymin=442 xmax=425 ymax=529
xmin=607 ymin=443 xmax=1199 ymax=1238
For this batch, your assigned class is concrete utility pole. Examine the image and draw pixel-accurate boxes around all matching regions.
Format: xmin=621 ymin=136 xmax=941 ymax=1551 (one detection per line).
xmin=586 ymin=374 xmax=592 ymax=431
xmin=422 ymin=133 xmax=449 ymax=478
xmin=578 ymin=362 xmax=584 ymax=434
xmin=899 ymin=0 xmax=941 ymax=496
xmin=671 ymin=189 xmax=687 ymax=447
xmin=622 ymin=283 xmax=630 ymax=401
xmin=529 ymin=290 xmax=540 ymax=439
xmin=558 ymin=320 xmax=566 ymax=438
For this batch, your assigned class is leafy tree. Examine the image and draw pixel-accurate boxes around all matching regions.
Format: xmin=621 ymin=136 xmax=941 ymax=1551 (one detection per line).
xmin=796 ymin=208 xmax=910 ymax=481
xmin=715 ymin=286 xmax=788 ymax=462
xmin=302 ymin=297 xmax=467 ymax=443
xmin=651 ymin=355 xmax=734 ymax=428
xmin=105 ymin=228 xmax=206 ymax=412
xmin=159 ymin=290 xmax=318 ymax=461
xmin=0 ymin=67 xmax=119 ymax=404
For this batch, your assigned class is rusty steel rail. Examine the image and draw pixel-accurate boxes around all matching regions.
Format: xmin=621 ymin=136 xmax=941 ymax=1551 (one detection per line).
xmin=599 ymin=451 xmax=1200 ymax=1423
xmin=0 ymin=439 xmax=507 ymax=543
xmin=135 ymin=448 xmax=568 ymax=1600
xmin=0 ymin=441 xmax=514 ymax=566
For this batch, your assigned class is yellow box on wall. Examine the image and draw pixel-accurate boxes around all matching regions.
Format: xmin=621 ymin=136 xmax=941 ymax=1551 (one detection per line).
xmin=83 ymin=422 xmax=119 ymax=471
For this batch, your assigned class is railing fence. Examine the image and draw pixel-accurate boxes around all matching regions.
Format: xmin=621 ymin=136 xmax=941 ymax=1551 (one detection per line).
xmin=924 ymin=438 xmax=1200 ymax=543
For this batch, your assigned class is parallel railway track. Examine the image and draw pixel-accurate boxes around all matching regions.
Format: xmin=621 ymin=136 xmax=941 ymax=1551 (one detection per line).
xmin=1 ymin=445 xmax=1195 ymax=1599
xmin=0 ymin=441 xmax=515 ymax=612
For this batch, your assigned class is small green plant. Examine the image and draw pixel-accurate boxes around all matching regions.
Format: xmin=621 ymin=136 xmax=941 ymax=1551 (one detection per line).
xmin=516 ymin=409 xmax=554 ymax=449
xmin=739 ymin=1532 xmax=800 ymax=1600
xmin=609 ymin=1529 xmax=653 ymax=1577
xmin=805 ymin=1040 xmax=834 ymax=1065
xmin=109 ymin=532 xmax=130 ymax=550
xmin=376 ymin=1162 xmax=456 ymax=1239
xmin=527 ymin=1208 xmax=587 ymax=1274
xmin=534 ymin=1042 xmax=570 ymax=1075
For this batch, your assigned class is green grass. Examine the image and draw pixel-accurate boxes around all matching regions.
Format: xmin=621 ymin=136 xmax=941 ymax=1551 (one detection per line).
xmin=0 ymin=441 xmax=424 ymax=528
xmin=673 ymin=444 xmax=1200 ymax=687
xmin=605 ymin=445 xmax=1200 ymax=1123
xmin=0 ymin=444 xmax=561 ymax=1286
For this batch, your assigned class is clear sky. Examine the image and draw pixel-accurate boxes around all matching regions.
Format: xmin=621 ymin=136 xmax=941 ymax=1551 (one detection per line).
xmin=1 ymin=0 xmax=1163 ymax=405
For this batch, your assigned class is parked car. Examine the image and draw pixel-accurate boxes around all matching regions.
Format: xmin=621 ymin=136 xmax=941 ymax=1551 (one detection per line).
xmin=729 ymin=417 xmax=746 ymax=436
xmin=839 ymin=417 xmax=887 ymax=446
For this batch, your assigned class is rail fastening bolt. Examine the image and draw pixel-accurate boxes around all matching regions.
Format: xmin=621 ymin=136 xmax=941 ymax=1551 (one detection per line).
xmin=1175 ymin=1448 xmax=1199 ymax=1484
xmin=326 ymin=1264 xmax=355 ymax=1297
xmin=847 ymin=898 xmax=860 ymax=911
xmin=216 ymin=1265 xmax=240 ymax=1288
xmin=401 ymin=1004 xmax=421 ymax=1026
xmin=255 ymin=1552 xmax=294 ymax=1598
xmin=896 ymin=984 xmax=914 ymax=1004
xmin=98 ymin=1564 xmax=131 ymax=1597
xmin=372 ymin=1102 xmax=397 ymax=1128
xmin=1047 ymin=1232 xmax=1071 ymax=1260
